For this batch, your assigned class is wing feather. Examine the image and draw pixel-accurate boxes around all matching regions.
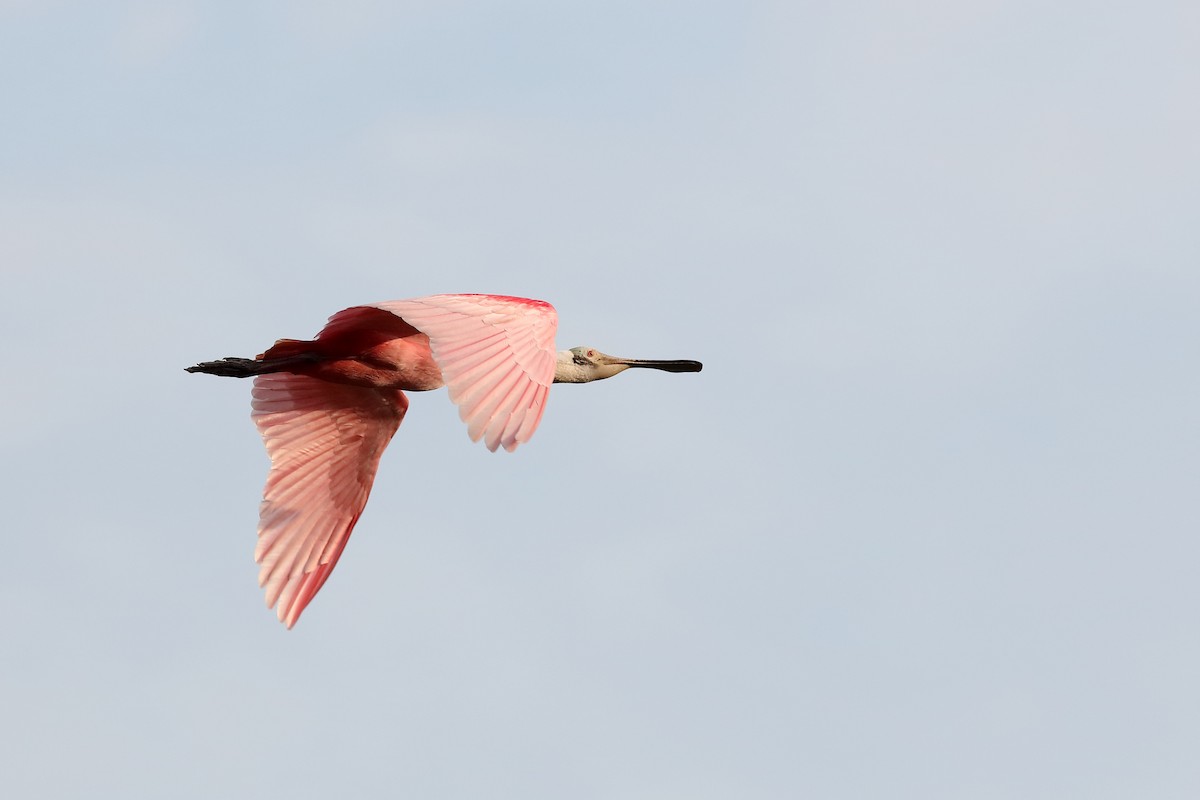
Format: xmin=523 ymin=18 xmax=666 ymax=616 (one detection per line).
xmin=250 ymin=372 xmax=407 ymax=627
xmin=496 ymin=379 xmax=539 ymax=446
xmin=368 ymin=294 xmax=558 ymax=452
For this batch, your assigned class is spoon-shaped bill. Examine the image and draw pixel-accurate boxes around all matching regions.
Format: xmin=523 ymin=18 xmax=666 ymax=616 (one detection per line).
xmin=610 ymin=357 xmax=703 ymax=373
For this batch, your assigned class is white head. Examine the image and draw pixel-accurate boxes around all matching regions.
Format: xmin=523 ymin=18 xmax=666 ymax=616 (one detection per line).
xmin=553 ymin=346 xmax=703 ymax=384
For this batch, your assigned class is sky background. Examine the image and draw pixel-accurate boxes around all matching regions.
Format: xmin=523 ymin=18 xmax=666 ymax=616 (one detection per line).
xmin=3 ymin=1 xmax=1199 ymax=797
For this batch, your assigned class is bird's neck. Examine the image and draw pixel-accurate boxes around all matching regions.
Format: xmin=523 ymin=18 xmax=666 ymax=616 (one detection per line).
xmin=553 ymin=351 xmax=632 ymax=383
xmin=553 ymin=350 xmax=592 ymax=383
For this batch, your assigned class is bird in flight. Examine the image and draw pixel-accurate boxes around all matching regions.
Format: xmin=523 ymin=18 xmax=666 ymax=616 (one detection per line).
xmin=187 ymin=293 xmax=703 ymax=628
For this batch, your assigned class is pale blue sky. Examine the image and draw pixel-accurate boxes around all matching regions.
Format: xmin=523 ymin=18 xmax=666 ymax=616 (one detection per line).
xmin=3 ymin=2 xmax=1198 ymax=798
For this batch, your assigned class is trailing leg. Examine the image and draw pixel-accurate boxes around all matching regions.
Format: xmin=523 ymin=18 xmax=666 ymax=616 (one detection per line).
xmin=185 ymin=353 xmax=320 ymax=378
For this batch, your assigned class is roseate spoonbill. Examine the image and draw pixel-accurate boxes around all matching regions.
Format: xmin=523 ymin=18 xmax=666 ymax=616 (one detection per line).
xmin=186 ymin=294 xmax=702 ymax=628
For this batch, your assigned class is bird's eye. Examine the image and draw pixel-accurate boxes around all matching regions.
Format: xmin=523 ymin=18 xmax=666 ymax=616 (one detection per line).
xmin=587 ymin=349 xmax=596 ymax=357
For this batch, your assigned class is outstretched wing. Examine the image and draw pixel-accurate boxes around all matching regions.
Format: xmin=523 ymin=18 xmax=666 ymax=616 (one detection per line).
xmin=369 ymin=294 xmax=558 ymax=453
xmin=251 ymin=373 xmax=408 ymax=628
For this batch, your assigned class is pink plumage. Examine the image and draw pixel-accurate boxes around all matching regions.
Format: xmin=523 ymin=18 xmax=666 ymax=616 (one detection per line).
xmin=368 ymin=295 xmax=557 ymax=453
xmin=187 ymin=293 xmax=702 ymax=627
xmin=251 ymin=374 xmax=408 ymax=628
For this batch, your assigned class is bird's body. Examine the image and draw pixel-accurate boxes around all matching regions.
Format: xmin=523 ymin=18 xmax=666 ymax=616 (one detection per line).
xmin=188 ymin=294 xmax=701 ymax=628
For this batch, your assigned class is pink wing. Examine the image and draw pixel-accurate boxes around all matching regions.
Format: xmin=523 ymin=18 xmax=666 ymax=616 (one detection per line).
xmin=251 ymin=373 xmax=408 ymax=628
xmin=369 ymin=294 xmax=559 ymax=452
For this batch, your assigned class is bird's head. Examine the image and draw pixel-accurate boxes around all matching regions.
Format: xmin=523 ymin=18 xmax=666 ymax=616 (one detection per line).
xmin=553 ymin=346 xmax=703 ymax=383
